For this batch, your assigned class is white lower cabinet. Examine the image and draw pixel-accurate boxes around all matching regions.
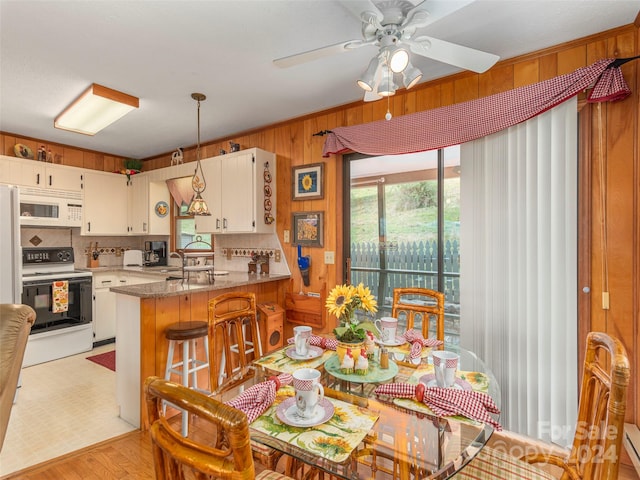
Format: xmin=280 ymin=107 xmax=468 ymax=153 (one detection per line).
xmin=92 ymin=272 xmax=162 ymax=343
xmin=92 ymin=274 xmax=123 ymax=343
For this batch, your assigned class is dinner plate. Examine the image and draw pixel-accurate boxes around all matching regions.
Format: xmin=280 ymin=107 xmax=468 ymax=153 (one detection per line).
xmin=418 ymin=373 xmax=472 ymax=391
xmin=213 ymin=270 xmax=229 ymax=276
xmin=276 ymin=397 xmax=334 ymax=427
xmin=374 ymin=336 xmax=407 ymax=347
xmin=285 ymin=345 xmax=324 ymax=360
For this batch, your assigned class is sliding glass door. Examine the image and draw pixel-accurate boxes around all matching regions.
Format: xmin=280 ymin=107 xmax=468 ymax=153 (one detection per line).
xmin=343 ymin=147 xmax=461 ymax=342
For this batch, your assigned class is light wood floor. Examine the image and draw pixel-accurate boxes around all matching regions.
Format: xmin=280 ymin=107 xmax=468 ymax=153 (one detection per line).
xmin=2 ymin=428 xmax=638 ymax=480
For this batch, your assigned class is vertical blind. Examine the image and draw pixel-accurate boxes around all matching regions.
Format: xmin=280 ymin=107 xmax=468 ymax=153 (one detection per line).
xmin=460 ymin=97 xmax=578 ymax=445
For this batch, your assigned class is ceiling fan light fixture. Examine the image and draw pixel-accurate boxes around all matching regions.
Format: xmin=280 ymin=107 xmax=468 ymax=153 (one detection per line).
xmin=402 ymin=63 xmax=423 ymax=90
xmin=357 ymin=56 xmax=380 ymax=92
xmin=388 ymin=46 xmax=409 ymax=73
xmin=378 ymin=69 xmax=397 ymax=97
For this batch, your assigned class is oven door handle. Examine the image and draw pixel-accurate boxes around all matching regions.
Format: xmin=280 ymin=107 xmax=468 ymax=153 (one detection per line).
xmin=23 ymin=277 xmax=92 ymax=288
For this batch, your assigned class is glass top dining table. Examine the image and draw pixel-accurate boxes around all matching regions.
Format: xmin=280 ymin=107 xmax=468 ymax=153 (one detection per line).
xmin=210 ymin=342 xmax=501 ymax=480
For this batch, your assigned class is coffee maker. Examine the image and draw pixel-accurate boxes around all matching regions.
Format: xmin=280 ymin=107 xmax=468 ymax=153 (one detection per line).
xmin=144 ymin=241 xmax=167 ymax=266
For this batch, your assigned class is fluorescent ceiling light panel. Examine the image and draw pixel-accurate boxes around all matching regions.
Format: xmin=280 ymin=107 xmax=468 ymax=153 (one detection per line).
xmin=54 ymin=83 xmax=139 ymax=135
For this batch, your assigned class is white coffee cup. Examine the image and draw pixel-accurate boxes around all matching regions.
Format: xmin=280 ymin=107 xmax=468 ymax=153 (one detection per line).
xmin=293 ymin=325 xmax=312 ymax=356
xmin=293 ymin=368 xmax=324 ymax=418
xmin=375 ymin=317 xmax=398 ymax=343
xmin=432 ymin=350 xmax=460 ymax=388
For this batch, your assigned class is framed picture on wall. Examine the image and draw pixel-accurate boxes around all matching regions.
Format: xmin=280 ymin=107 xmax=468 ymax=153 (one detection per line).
xmin=292 ymin=211 xmax=324 ymax=247
xmin=292 ymin=163 xmax=324 ymax=200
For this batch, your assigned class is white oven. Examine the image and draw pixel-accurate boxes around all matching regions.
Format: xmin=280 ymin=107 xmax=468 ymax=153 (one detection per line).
xmin=19 ymin=187 xmax=83 ymax=227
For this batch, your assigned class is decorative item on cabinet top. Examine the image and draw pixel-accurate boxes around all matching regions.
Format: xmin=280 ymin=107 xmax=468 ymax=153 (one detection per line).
xmin=14 ymin=143 xmax=34 ymax=159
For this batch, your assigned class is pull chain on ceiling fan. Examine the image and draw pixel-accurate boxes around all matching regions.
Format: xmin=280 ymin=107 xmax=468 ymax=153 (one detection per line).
xmin=274 ymin=0 xmax=499 ymax=102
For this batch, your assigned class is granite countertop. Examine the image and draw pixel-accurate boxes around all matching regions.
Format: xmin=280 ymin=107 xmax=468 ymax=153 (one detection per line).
xmin=108 ymin=271 xmax=290 ymax=298
xmin=78 ymin=266 xmax=182 ymax=277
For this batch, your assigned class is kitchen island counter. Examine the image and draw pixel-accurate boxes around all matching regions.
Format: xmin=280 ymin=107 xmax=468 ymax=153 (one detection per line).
xmin=113 ymin=271 xmax=289 ymax=429
xmin=110 ymin=272 xmax=290 ymax=298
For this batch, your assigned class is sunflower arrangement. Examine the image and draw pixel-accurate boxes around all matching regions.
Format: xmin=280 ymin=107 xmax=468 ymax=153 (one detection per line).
xmin=326 ymin=283 xmax=378 ymax=342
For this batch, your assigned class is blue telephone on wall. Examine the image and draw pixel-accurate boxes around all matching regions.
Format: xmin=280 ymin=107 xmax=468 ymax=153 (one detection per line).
xmin=297 ymin=244 xmax=311 ymax=286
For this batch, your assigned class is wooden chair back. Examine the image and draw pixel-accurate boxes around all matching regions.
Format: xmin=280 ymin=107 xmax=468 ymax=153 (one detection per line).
xmin=567 ymin=331 xmax=630 ymax=479
xmin=391 ymin=288 xmax=445 ymax=341
xmin=0 ymin=304 xmax=36 ymax=452
xmin=208 ymin=292 xmax=262 ymax=392
xmin=144 ymin=376 xmax=256 ymax=480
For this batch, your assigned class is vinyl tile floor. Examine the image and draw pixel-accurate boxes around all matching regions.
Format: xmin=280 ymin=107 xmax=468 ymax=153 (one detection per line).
xmin=0 ymin=343 xmax=136 ymax=477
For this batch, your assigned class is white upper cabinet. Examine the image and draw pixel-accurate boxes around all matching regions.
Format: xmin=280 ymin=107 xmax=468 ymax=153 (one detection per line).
xmin=82 ymin=170 xmax=128 ymax=235
xmin=195 ymin=148 xmax=276 ymax=234
xmin=127 ymin=174 xmax=149 ymax=235
xmin=0 ymin=155 xmax=83 ymax=192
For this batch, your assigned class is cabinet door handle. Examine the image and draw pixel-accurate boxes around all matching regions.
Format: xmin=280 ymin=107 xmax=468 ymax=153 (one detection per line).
xmin=143 ymin=222 xmax=147 ymax=232
xmin=216 ymin=218 xmax=221 ymax=230
xmin=223 ymin=218 xmax=228 ymax=229
xmin=88 ymin=222 xmax=91 ymax=232
xmin=49 ymin=175 xmax=52 ymax=186
xmin=101 ymin=280 xmax=112 ymax=285
xmin=36 ymin=173 xmax=40 ymax=185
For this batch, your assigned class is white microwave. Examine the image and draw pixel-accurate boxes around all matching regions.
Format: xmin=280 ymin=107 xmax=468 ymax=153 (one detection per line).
xmin=19 ymin=187 xmax=83 ymax=227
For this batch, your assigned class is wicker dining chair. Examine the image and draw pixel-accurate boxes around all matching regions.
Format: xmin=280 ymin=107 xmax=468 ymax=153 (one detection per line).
xmin=208 ymin=292 xmax=282 ymax=471
xmin=454 ymin=331 xmax=631 ymax=480
xmin=392 ymin=287 xmax=445 ymax=342
xmin=208 ymin=292 xmax=263 ymax=392
xmin=145 ymin=376 xmax=293 ymax=480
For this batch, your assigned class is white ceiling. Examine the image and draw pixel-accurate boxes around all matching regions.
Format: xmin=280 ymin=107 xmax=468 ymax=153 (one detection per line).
xmin=0 ymin=0 xmax=637 ymax=159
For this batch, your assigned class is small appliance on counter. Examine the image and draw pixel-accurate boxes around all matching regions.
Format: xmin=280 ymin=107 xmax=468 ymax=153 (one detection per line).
xmin=123 ymin=249 xmax=144 ymax=267
xmin=144 ymin=241 xmax=167 ymax=266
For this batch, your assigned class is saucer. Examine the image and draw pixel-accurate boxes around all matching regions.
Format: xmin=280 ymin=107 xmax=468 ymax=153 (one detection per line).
xmin=276 ymin=397 xmax=334 ymax=427
xmin=375 ymin=336 xmax=407 ymax=347
xmin=285 ymin=345 xmax=324 ymax=360
xmin=418 ymin=373 xmax=472 ymax=390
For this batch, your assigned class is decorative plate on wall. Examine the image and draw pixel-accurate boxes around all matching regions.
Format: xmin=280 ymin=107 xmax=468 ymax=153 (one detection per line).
xmin=14 ymin=143 xmax=34 ymax=159
xmin=155 ymin=201 xmax=168 ymax=217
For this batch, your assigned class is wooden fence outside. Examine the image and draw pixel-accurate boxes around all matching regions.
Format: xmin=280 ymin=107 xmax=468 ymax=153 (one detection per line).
xmin=350 ymin=239 xmax=461 ymax=340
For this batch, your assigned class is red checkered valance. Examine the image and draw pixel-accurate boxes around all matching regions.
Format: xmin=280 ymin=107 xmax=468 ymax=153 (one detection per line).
xmin=322 ymin=59 xmax=631 ymax=157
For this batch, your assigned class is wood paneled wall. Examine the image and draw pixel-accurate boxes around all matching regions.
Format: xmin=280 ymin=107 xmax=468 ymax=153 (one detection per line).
xmin=1 ymin=23 xmax=638 ymax=428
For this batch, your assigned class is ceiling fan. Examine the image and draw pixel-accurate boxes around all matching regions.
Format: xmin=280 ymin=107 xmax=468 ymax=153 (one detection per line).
xmin=274 ymin=0 xmax=499 ymax=101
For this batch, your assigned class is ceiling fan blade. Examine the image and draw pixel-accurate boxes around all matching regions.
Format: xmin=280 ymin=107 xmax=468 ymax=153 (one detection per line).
xmin=339 ymin=0 xmax=381 ymax=22
xmin=407 ymin=0 xmax=474 ymax=26
xmin=273 ymin=40 xmax=360 ymax=68
xmin=407 ymin=36 xmax=499 ymax=73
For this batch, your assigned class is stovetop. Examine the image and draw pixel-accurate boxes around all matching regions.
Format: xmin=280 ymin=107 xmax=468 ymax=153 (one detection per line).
xmin=21 ymin=246 xmax=92 ymax=281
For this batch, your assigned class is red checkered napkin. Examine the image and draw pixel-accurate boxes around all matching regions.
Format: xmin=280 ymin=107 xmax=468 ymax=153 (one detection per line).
xmin=402 ymin=329 xmax=443 ymax=359
xmin=374 ymin=383 xmax=501 ymax=430
xmin=286 ymin=334 xmax=337 ymax=351
xmin=225 ymin=373 xmax=293 ymax=423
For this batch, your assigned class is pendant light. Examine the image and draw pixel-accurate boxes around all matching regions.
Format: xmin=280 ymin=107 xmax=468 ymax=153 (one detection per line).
xmin=187 ymin=93 xmax=211 ymax=216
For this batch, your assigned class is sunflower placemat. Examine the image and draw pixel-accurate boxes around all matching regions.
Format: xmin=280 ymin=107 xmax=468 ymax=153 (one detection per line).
xmin=392 ymin=365 xmax=490 ymax=420
xmin=251 ymin=386 xmax=379 ymax=464
xmin=254 ymin=346 xmax=333 ymax=374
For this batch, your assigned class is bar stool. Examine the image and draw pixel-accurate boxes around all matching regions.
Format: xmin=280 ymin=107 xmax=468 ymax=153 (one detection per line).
xmin=163 ymin=320 xmax=210 ymax=436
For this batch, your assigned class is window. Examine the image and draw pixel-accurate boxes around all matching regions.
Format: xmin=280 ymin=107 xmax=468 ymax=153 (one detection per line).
xmin=166 ymin=176 xmax=212 ymax=251
xmin=173 ymin=203 xmax=212 ymax=250
xmin=344 ymin=147 xmax=460 ymax=342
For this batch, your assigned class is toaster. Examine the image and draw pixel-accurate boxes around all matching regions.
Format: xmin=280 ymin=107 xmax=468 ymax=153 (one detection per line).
xmin=123 ymin=249 xmax=144 ymax=267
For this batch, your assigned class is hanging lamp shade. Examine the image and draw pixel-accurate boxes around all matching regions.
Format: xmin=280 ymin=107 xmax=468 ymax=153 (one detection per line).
xmin=187 ymin=93 xmax=211 ymax=216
